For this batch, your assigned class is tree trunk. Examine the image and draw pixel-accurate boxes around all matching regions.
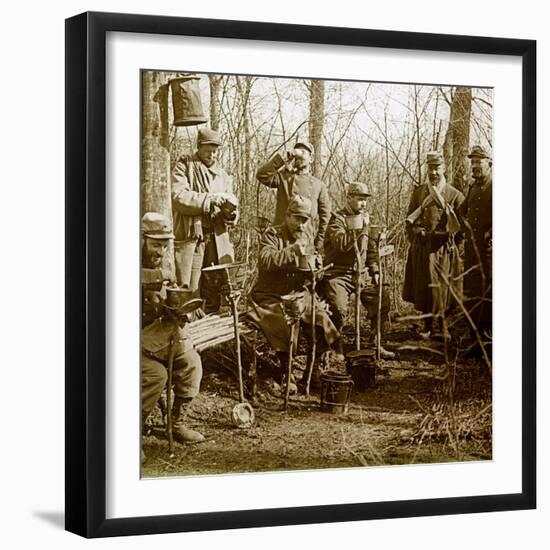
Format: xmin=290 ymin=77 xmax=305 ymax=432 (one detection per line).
xmin=209 ymin=75 xmax=221 ymax=130
xmin=308 ymin=79 xmax=325 ymax=178
xmin=413 ymin=85 xmax=423 ymax=186
xmin=141 ymin=71 xmax=174 ymax=273
xmin=443 ymin=87 xmax=472 ymax=193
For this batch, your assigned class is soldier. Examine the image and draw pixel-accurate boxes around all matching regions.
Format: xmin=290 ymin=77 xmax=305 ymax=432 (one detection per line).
xmin=256 ymin=141 xmax=331 ymax=252
xmin=247 ymin=195 xmax=339 ymax=391
xmin=321 ymin=182 xmax=395 ymax=358
xmin=461 ymin=145 xmax=493 ymax=339
xmin=172 ymin=128 xmax=239 ymax=313
xmin=141 ymin=212 xmax=205 ymax=444
xmin=402 ymin=152 xmax=465 ymax=338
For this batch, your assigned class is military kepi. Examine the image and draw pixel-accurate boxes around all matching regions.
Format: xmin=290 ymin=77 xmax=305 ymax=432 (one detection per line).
xmin=426 ymin=151 xmax=444 ymax=165
xmin=294 ymin=141 xmax=315 ymax=155
xmin=287 ymin=194 xmax=312 ymax=218
xmin=197 ymin=128 xmax=222 ymax=146
xmin=141 ymin=212 xmax=175 ymax=239
xmin=467 ymin=145 xmax=490 ymax=159
xmin=347 ymin=181 xmax=371 ymax=196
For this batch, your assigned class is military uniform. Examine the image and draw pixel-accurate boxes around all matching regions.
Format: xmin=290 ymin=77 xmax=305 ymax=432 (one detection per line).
xmin=141 ymin=282 xmax=202 ymax=415
xmin=171 ymin=129 xmax=236 ymax=313
xmin=321 ymin=206 xmax=390 ymax=334
xmin=402 ymin=153 xmax=465 ymax=322
xmin=461 ymin=146 xmax=493 ymax=332
xmin=247 ymin=224 xmax=339 ymax=353
xmin=256 ymin=142 xmax=331 ymax=250
xmin=140 ymin=213 xmax=204 ymax=443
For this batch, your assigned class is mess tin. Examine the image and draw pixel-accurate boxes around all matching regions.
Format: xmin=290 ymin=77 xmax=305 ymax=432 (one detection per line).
xmin=344 ymin=214 xmax=365 ymax=231
xmin=297 ymin=253 xmax=317 ymax=270
xmin=166 ymin=287 xmax=193 ymax=307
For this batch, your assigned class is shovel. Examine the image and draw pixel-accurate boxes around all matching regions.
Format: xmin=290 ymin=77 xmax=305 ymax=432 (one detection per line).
xmin=202 ymin=263 xmax=254 ymax=428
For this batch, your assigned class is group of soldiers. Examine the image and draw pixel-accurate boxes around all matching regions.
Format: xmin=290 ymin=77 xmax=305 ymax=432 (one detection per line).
xmin=141 ymin=128 xmax=493 ymax=447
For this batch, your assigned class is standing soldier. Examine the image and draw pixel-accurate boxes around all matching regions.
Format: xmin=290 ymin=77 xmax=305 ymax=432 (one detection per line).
xmin=256 ymin=141 xmax=331 ymax=252
xmin=402 ymin=152 xmax=465 ymax=338
xmin=321 ymin=182 xmax=394 ymax=358
xmin=462 ymin=145 xmax=493 ymax=340
xmin=141 ymin=212 xmax=205 ymax=445
xmin=247 ymin=195 xmax=339 ymax=392
xmin=172 ymin=128 xmax=239 ymax=313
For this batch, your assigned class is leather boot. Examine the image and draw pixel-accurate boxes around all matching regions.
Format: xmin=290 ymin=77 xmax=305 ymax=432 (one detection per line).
xmin=171 ymin=397 xmax=205 ymax=443
xmin=370 ymin=324 xmax=396 ymax=359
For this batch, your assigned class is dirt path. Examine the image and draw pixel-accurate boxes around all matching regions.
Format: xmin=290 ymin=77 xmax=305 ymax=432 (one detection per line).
xmin=142 ymin=322 xmax=492 ymax=478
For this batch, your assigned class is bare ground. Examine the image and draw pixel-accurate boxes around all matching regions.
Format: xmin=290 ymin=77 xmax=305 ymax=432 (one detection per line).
xmin=141 ymin=318 xmax=492 ymax=478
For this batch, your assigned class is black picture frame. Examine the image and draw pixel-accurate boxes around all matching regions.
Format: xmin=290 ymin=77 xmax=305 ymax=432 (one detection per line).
xmin=65 ymin=11 xmax=536 ymax=538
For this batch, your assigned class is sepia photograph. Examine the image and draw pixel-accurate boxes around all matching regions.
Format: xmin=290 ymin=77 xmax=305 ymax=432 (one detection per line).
xmin=140 ymin=70 xmax=493 ymax=478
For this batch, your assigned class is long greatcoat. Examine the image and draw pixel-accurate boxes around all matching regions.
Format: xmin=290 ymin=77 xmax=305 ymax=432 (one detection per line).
xmin=247 ymin=224 xmax=338 ymax=352
xmin=171 ymin=153 xmax=235 ymax=309
xmin=256 ymin=153 xmax=331 ymax=250
xmin=402 ymin=181 xmax=465 ymax=314
xmin=461 ymin=174 xmax=492 ymax=328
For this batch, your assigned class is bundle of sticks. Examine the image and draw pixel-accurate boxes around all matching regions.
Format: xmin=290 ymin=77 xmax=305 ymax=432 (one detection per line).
xmin=187 ymin=313 xmax=251 ymax=352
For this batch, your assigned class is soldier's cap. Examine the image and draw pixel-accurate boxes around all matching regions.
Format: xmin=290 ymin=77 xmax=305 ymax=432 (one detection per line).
xmin=426 ymin=151 xmax=444 ymax=165
xmin=294 ymin=141 xmax=314 ymax=155
xmin=347 ymin=182 xmax=371 ymax=197
xmin=141 ymin=212 xmax=175 ymax=240
xmin=468 ymin=145 xmax=491 ymax=160
xmin=287 ymin=194 xmax=312 ymax=218
xmin=197 ymin=128 xmax=222 ymax=147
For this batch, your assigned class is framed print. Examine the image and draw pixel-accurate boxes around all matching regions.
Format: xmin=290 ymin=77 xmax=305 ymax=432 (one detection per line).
xmin=65 ymin=11 xmax=536 ymax=538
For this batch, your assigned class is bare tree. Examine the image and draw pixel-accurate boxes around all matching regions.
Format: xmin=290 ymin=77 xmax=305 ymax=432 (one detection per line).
xmin=142 ymin=71 xmax=171 ymax=216
xmin=443 ymin=87 xmax=472 ymax=193
xmin=141 ymin=71 xmax=174 ymax=272
xmin=308 ymin=79 xmax=325 ymax=178
xmin=209 ymin=75 xmax=221 ymax=130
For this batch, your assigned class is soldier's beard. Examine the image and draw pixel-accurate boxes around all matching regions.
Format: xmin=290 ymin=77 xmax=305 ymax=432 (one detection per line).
xmin=146 ymin=255 xmax=162 ymax=268
xmin=143 ymin=248 xmax=162 ymax=268
xmin=290 ymin=229 xmax=305 ymax=241
xmin=472 ymin=169 xmax=485 ymax=182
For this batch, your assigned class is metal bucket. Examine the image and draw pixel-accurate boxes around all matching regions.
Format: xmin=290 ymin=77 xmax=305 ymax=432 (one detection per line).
xmin=169 ymin=75 xmax=207 ymax=127
xmin=320 ymin=370 xmax=353 ymax=414
xmin=346 ymin=349 xmax=377 ymax=391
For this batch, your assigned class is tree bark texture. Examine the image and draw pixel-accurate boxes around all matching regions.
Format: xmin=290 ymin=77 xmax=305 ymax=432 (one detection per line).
xmin=141 ymin=71 xmax=174 ymax=273
xmin=209 ymin=75 xmax=221 ymax=131
xmin=308 ymin=79 xmax=325 ymax=179
xmin=443 ymin=87 xmax=472 ymax=193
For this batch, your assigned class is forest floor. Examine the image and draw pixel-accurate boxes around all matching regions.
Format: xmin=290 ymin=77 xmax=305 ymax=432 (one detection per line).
xmin=141 ymin=313 xmax=492 ymax=478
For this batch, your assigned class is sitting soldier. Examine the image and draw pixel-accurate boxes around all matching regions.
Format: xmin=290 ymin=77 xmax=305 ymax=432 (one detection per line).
xmin=320 ymin=182 xmax=395 ymax=359
xmin=247 ymin=195 xmax=339 ymax=392
xmin=141 ymin=212 xmax=205 ymax=446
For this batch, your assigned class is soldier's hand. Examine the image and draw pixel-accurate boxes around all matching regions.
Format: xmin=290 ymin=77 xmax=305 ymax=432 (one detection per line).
xmin=208 ymin=193 xmax=224 ymax=217
xmin=373 ymin=273 xmax=380 ymax=286
xmin=144 ymin=289 xmax=163 ymax=305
